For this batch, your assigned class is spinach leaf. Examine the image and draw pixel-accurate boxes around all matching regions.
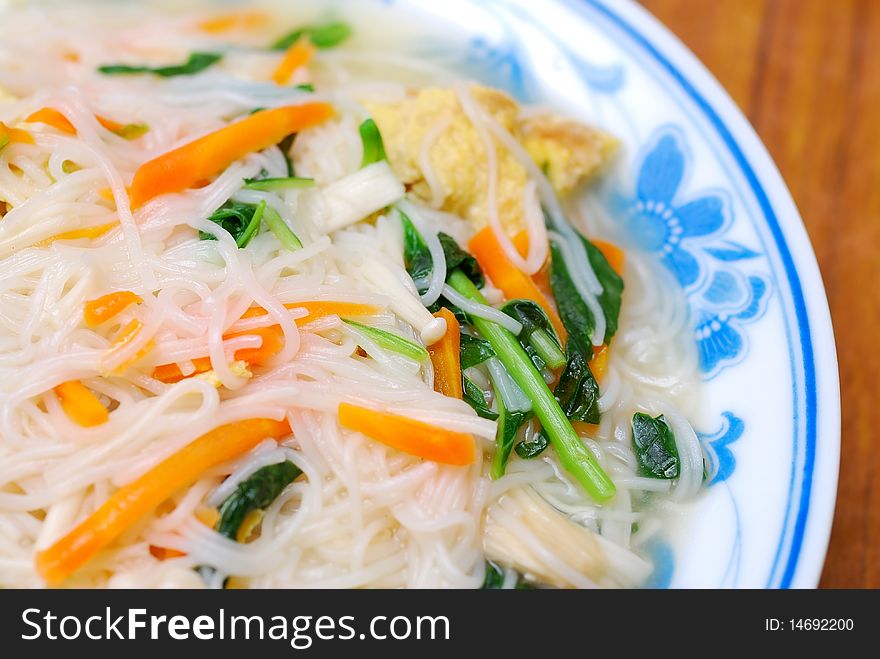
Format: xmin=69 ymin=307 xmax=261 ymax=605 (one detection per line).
xmin=463 ymin=376 xmax=498 ymax=421
xmin=482 ymin=561 xmax=535 ymax=589
xmin=398 ymin=217 xmax=483 ymax=292
xmin=632 ymin=413 xmax=680 ymax=479
xmin=216 ymin=461 xmax=302 ymax=540
xmin=278 ymin=134 xmax=297 ymax=177
xmin=400 ymin=210 xmax=433 ymax=292
xmin=515 ymin=432 xmax=548 ymax=459
xmin=501 ymin=299 xmax=566 ymax=370
xmin=490 ymin=383 xmax=530 ymax=479
xmin=359 ymin=118 xmax=387 ymax=167
xmin=200 ymin=200 xmax=264 ymax=247
xmin=460 ymin=333 xmax=495 ymax=370
xmin=272 ymin=21 xmax=352 ymax=50
xmin=99 ymin=52 xmax=222 ymax=77
xmin=554 ymin=342 xmax=600 ymax=424
xmin=438 ymin=232 xmax=483 ymax=288
xmin=549 ymin=233 xmax=624 ymax=346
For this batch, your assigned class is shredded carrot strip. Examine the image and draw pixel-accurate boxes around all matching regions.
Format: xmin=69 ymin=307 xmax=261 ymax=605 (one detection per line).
xmin=512 ymin=230 xmax=554 ymax=300
xmin=198 ymin=11 xmax=267 ymax=33
xmin=26 ymin=108 xmax=143 ymax=139
xmin=152 ymin=302 xmax=379 ymax=383
xmin=571 ymin=421 xmax=598 ymax=436
xmin=229 ymin=326 xmax=284 ymax=365
xmin=152 ymin=358 xmax=212 ymax=384
xmin=149 ymin=546 xmax=186 ymax=561
xmin=35 ymin=417 xmax=291 ymax=584
xmin=338 ymin=403 xmax=475 ymax=466
xmin=152 ymin=327 xmax=284 ymax=383
xmin=428 ymin=308 xmax=463 ymax=399
xmin=83 ymin=291 xmax=143 ymax=328
xmin=26 ymin=108 xmax=76 ymax=134
xmin=272 ymin=36 xmax=316 ymax=85
xmin=103 ymin=319 xmax=152 ymax=373
xmin=54 ymin=380 xmax=108 ymax=428
xmin=129 ymin=103 xmax=334 ymax=208
xmin=592 ymin=239 xmax=625 ymax=275
xmin=0 ymin=121 xmax=34 ymax=146
xmin=33 ymin=222 xmax=119 ymax=247
xmin=95 ymin=116 xmax=124 ymax=133
xmin=241 ymin=300 xmax=380 ymax=323
xmin=589 ymin=344 xmax=609 ymax=382
xmin=469 ymin=227 xmax=566 ymax=342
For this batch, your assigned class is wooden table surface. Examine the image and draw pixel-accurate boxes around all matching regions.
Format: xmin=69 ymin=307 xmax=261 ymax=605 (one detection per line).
xmin=640 ymin=0 xmax=879 ymax=588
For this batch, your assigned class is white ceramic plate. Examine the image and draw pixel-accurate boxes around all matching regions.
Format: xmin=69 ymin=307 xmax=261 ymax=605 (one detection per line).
xmin=359 ymin=0 xmax=840 ymax=588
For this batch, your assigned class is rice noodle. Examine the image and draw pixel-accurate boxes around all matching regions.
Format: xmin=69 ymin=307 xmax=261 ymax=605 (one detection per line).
xmin=441 ymin=284 xmax=523 ymax=335
xmin=0 ymin=0 xmax=703 ymax=590
xmin=396 ymin=201 xmax=446 ymax=308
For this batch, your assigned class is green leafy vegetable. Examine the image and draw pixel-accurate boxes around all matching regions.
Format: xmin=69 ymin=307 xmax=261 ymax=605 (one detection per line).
xmin=460 ymin=333 xmax=495 ymax=370
xmin=244 ymin=176 xmax=315 ymax=192
xmin=554 ymin=343 xmax=600 ymax=424
xmin=447 ymin=269 xmax=615 ymax=502
xmin=632 ymin=413 xmax=680 ymax=479
xmin=398 ymin=217 xmax=483 ymax=293
xmin=439 ymin=233 xmax=483 ymax=288
xmin=295 ymin=83 xmax=315 ymax=93
xmin=482 ymin=561 xmax=535 ymax=589
xmin=549 ymin=233 xmax=624 ymax=345
xmin=262 ymin=205 xmax=303 ymax=251
xmin=236 ymin=200 xmax=266 ymax=248
xmin=344 ymin=320 xmax=429 ymax=362
xmin=216 ymin=461 xmax=302 ymax=540
xmin=0 ymin=132 xmax=9 ymax=153
xmin=98 ymin=52 xmax=222 ymax=77
xmin=501 ymin=299 xmax=566 ymax=370
xmin=359 ymin=118 xmax=387 ymax=167
xmin=278 ymin=134 xmax=296 ymax=177
xmin=109 ymin=123 xmax=149 ymax=140
xmin=515 ymin=433 xmax=548 ymax=459
xmin=463 ymin=376 xmax=498 ymax=420
xmin=200 ymin=199 xmax=265 ymax=248
xmin=272 ymin=21 xmax=352 ymax=51
xmin=491 ymin=382 xmax=530 ymax=479
xmin=400 ymin=210 xmax=433 ymax=294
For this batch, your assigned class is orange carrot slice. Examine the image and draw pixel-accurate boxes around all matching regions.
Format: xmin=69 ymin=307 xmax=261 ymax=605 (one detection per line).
xmin=592 ymin=240 xmax=625 ymax=275
xmin=589 ymin=344 xmax=609 ymax=382
xmin=198 ymin=11 xmax=267 ymax=33
xmin=338 ymin=402 xmax=474 ymax=466
xmin=129 ymin=103 xmax=333 ymax=208
xmin=0 ymin=121 xmax=34 ymax=147
xmin=26 ymin=108 xmax=75 ymax=134
xmin=54 ymin=381 xmax=108 ymax=427
xmin=428 ymin=308 xmax=462 ymax=399
xmin=469 ymin=227 xmax=566 ymax=342
xmin=33 ymin=222 xmax=118 ymax=247
xmin=36 ymin=417 xmax=291 ymax=584
xmin=83 ymin=291 xmax=143 ymax=328
xmin=272 ymin=37 xmax=315 ymax=85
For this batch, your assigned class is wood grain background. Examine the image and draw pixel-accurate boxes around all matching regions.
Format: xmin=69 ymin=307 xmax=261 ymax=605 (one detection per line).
xmin=640 ymin=0 xmax=879 ymax=588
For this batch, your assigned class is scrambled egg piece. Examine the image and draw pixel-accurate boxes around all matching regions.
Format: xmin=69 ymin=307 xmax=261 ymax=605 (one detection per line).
xmin=365 ymin=85 xmax=616 ymax=234
xmin=194 ymin=360 xmax=252 ymax=388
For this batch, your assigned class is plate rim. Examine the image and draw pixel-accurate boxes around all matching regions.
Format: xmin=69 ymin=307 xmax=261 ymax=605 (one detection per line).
xmin=567 ymin=0 xmax=841 ymax=587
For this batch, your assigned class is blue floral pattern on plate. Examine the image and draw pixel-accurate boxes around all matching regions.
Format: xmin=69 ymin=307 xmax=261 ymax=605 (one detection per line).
xmin=617 ymin=128 xmax=771 ymax=379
